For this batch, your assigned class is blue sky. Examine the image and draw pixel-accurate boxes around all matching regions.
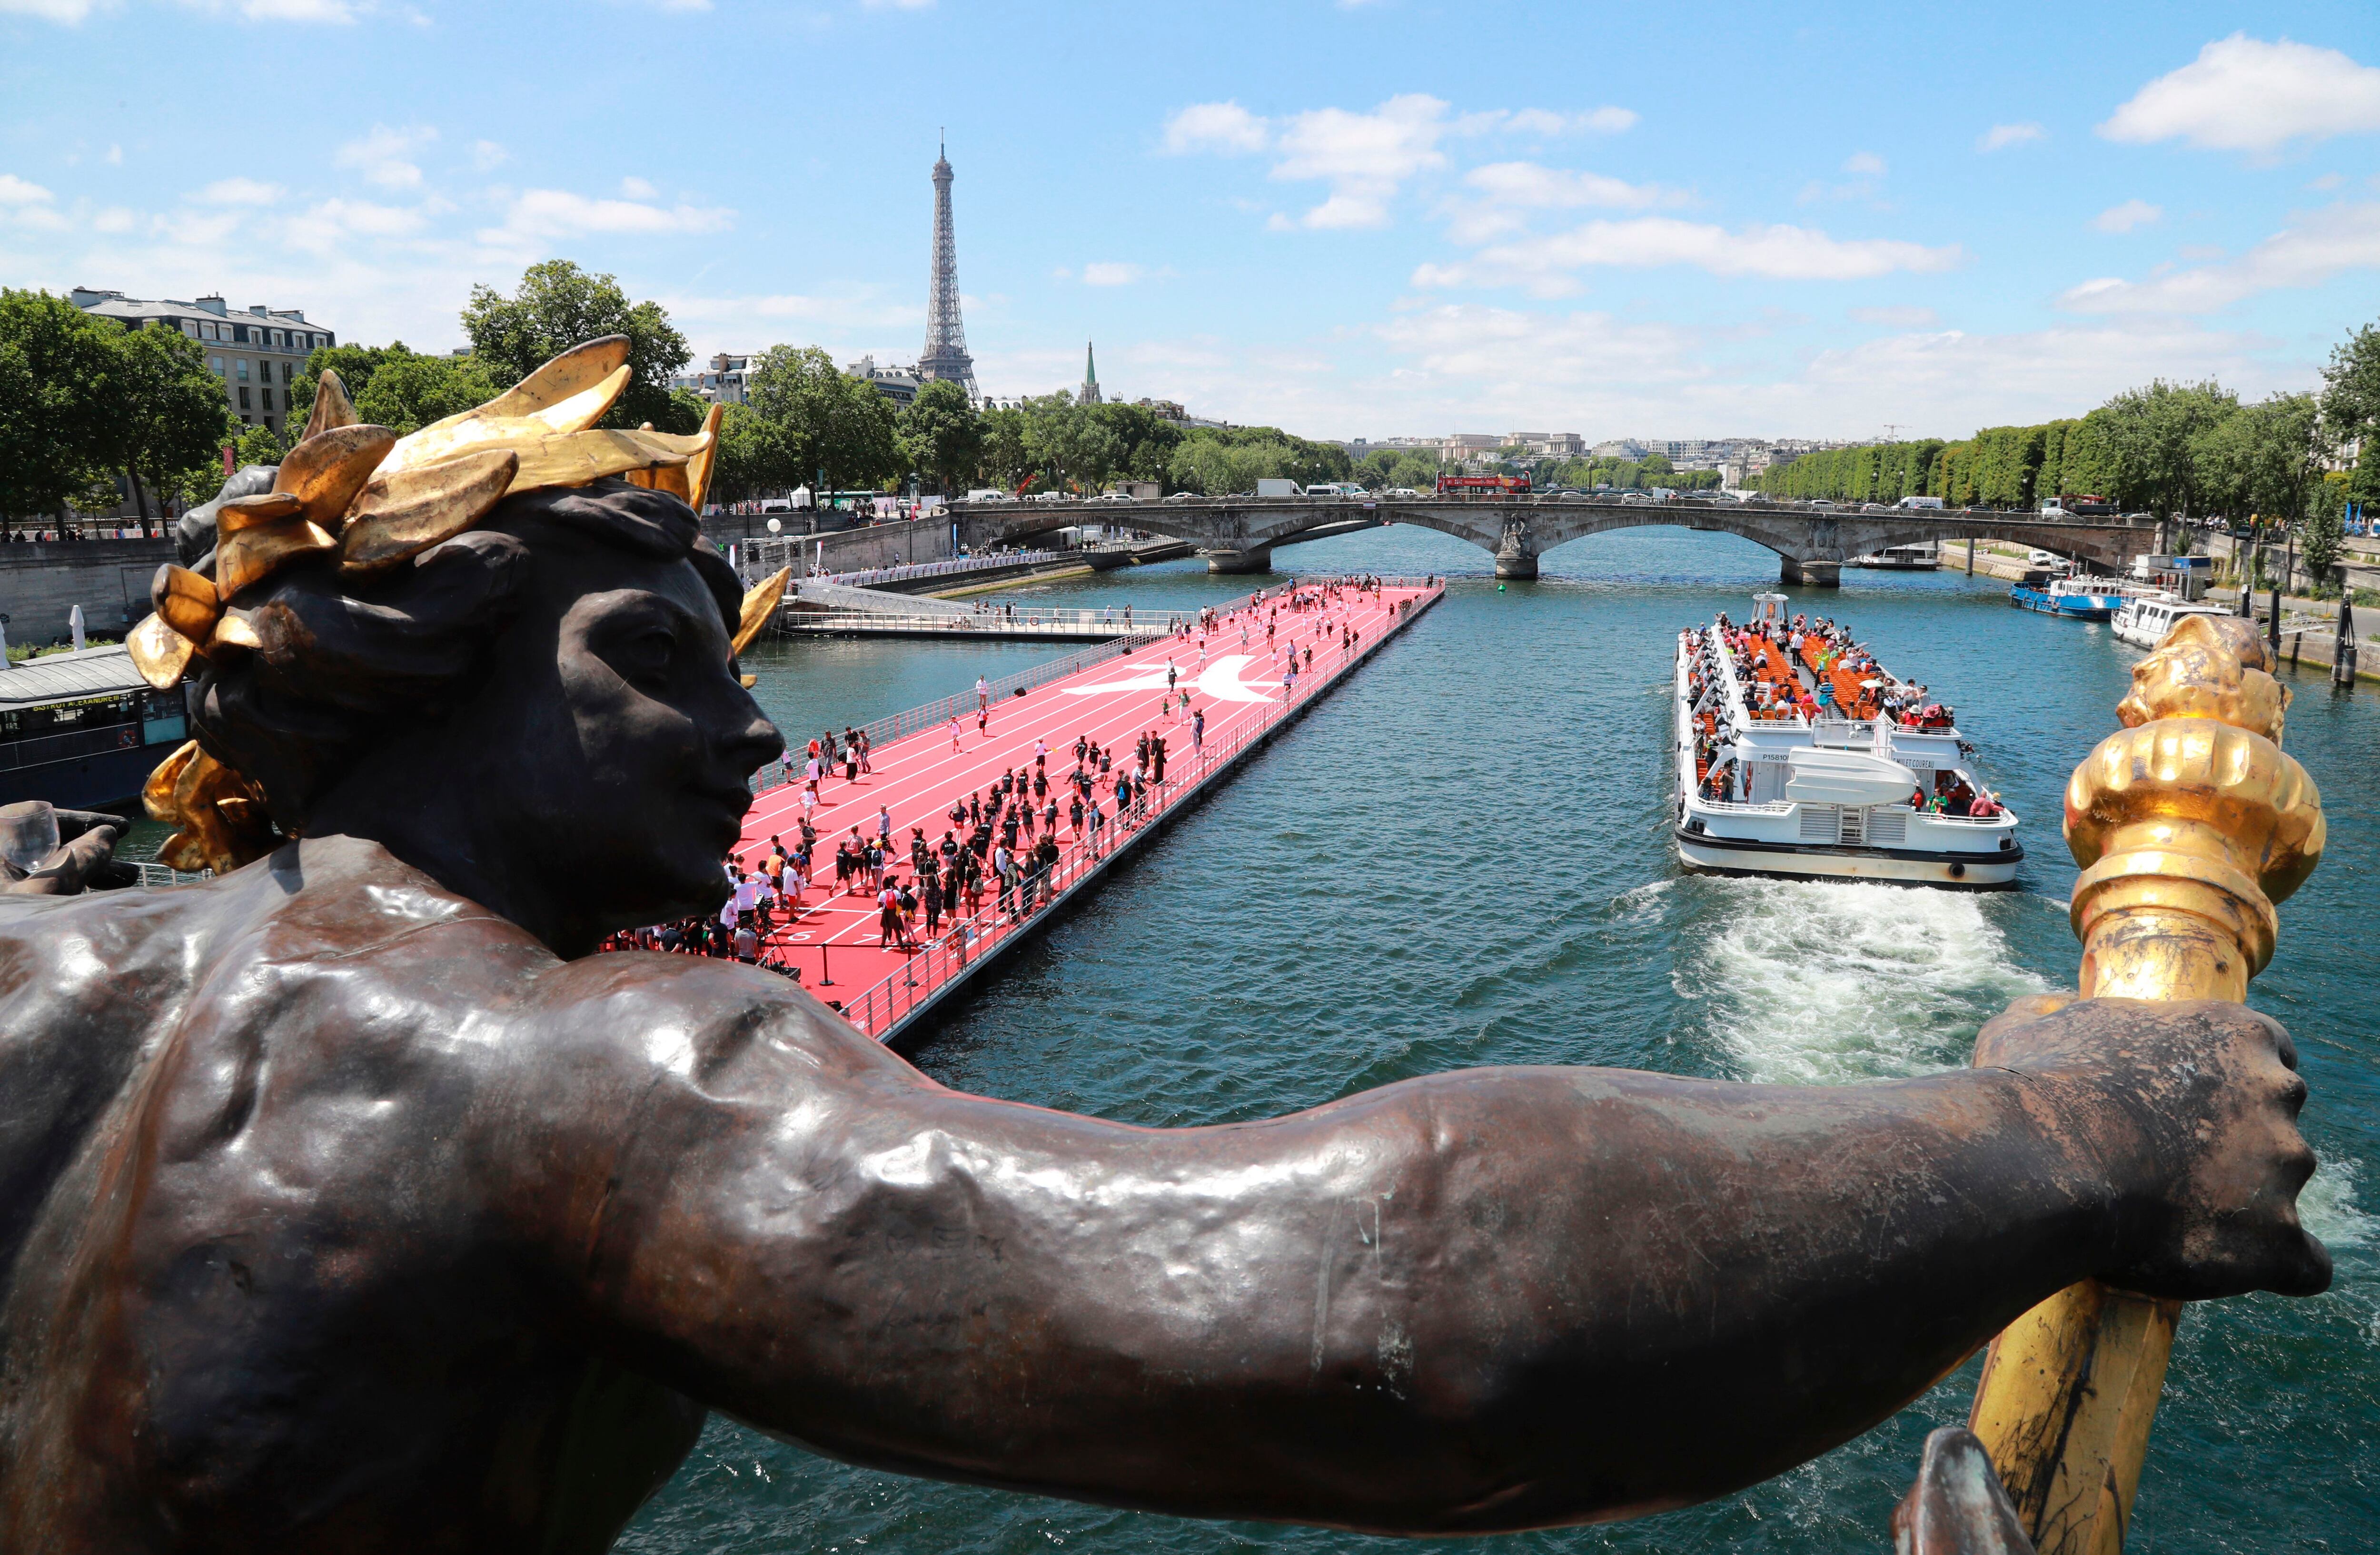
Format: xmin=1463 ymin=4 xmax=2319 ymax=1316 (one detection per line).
xmin=4 ymin=1 xmax=2378 ymax=443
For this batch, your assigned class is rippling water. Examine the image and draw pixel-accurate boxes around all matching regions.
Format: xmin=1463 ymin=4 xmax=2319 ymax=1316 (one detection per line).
xmin=611 ymin=525 xmax=2373 ymax=1552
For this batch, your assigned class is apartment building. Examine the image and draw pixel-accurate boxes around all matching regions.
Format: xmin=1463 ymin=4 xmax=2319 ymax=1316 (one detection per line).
xmin=71 ymin=288 xmax=336 ymax=436
xmin=672 ymin=351 xmax=757 ymax=406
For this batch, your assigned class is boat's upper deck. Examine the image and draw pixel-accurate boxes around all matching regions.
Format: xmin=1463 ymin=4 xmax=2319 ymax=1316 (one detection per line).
xmin=1680 ymin=597 xmax=1963 ymax=747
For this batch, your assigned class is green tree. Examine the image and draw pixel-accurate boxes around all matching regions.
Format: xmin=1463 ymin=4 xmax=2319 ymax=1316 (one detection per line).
xmin=2094 ymin=378 xmax=2237 ymax=517
xmin=2300 ymin=475 xmax=2348 ymax=585
xmin=460 ymin=260 xmax=692 ymax=430
xmin=2320 ymin=321 xmax=2380 ymax=447
xmin=2320 ymin=320 xmax=2380 ymax=514
xmin=977 ymin=405 xmax=1030 ymax=490
xmin=0 ymin=289 xmax=124 ymax=530
xmin=743 ymin=345 xmax=903 ymax=495
xmin=287 ymin=342 xmax=408 ymax=427
xmin=230 ymin=421 xmax=287 ymax=473
xmin=110 ymin=323 xmax=233 ymax=526
xmin=706 ymin=402 xmax=791 ymax=506
xmin=898 ymin=379 xmax=984 ymax=495
xmin=348 ymin=351 xmax=508 ymax=436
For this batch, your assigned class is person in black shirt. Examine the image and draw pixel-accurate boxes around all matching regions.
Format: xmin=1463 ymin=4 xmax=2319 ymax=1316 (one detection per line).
xmin=1151 ymin=735 xmax=1167 ymax=785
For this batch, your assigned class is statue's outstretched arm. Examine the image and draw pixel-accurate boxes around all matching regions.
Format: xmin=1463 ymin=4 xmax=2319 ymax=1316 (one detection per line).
xmin=512 ymin=971 xmax=2322 ymax=1534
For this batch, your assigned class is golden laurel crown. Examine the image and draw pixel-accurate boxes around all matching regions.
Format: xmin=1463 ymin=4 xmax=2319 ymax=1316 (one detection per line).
xmin=131 ymin=336 xmax=788 ymax=875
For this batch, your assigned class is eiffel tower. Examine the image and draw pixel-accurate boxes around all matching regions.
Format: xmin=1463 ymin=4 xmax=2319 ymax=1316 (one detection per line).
xmin=918 ymin=134 xmax=977 ymax=398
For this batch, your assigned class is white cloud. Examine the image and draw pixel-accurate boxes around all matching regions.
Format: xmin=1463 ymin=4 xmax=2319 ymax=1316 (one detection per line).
xmin=1169 ymin=97 xmax=1644 ymax=230
xmin=197 ymin=176 xmax=283 ymax=206
xmin=1978 ymin=122 xmax=2047 ymax=152
xmin=0 ymin=173 xmax=65 ymax=231
xmin=620 ymin=176 xmax=657 ymax=198
xmin=861 ymin=0 xmax=932 ymax=8
xmin=336 ymin=124 xmax=436 ymax=189
xmin=1378 ymin=302 xmax=1704 ymax=385
xmin=104 ymin=144 xmax=122 ymax=166
xmin=285 ymin=197 xmax=429 ymax=253
xmin=1417 ymin=217 xmax=1962 ymax=295
xmin=1267 ymin=94 xmax=1460 ymax=229
xmin=2092 ymin=198 xmax=2162 ymax=233
xmin=0 ymin=0 xmax=106 ymax=18
xmin=471 ymin=140 xmax=508 ymax=171
xmin=2058 ymin=200 xmax=2380 ymax=313
xmin=1080 ymin=262 xmax=1143 ymax=286
xmin=172 ymin=0 xmax=360 ymax=18
xmin=1843 ymin=151 xmax=1886 ymax=176
xmin=1439 ymin=160 xmax=1687 ymax=242
xmin=1849 ymin=306 xmax=1939 ymax=327
xmin=1162 ymin=101 xmax=1269 ymax=154
xmin=2102 ymin=35 xmax=2380 ymax=154
xmin=489 ymin=188 xmax=735 ymax=241
xmin=91 ymin=206 xmax=137 ymax=233
xmin=232 ymin=0 xmax=357 ymax=18
xmin=1502 ymin=106 xmax=1638 ymax=136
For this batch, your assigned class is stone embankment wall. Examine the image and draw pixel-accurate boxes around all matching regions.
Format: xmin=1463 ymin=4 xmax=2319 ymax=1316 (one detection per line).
xmin=0 ymin=515 xmax=958 ymax=651
xmin=0 ymin=538 xmax=176 ymax=648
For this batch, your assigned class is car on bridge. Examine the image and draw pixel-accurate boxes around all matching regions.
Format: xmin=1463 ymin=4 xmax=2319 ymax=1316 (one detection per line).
xmin=1383 ymin=486 xmax=1422 ymax=498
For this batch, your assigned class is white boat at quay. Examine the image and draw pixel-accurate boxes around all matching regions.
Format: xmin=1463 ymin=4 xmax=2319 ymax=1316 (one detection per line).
xmin=2111 ymin=593 xmax=2231 ymax=650
xmin=1672 ymin=593 xmax=2023 ymax=888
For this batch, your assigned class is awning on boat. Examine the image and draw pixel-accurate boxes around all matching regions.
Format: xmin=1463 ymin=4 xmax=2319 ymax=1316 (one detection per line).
xmin=1785 ymin=746 xmax=1918 ymax=807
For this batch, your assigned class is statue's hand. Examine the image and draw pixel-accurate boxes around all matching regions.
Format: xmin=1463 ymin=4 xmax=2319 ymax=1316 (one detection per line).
xmin=1 ymin=813 xmax=127 ymax=896
xmin=1975 ymin=994 xmax=2331 ymax=1302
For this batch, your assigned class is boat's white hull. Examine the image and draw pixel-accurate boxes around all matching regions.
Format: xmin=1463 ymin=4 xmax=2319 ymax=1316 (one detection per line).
xmin=1675 ymin=826 xmax=2022 ymax=888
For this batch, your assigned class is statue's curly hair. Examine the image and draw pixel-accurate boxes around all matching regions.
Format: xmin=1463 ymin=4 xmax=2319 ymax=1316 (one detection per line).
xmin=181 ymin=478 xmax=743 ymax=834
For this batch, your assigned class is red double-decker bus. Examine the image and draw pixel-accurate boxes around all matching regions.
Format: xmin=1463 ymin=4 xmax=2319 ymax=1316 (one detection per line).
xmin=1435 ymin=474 xmax=1532 ymax=496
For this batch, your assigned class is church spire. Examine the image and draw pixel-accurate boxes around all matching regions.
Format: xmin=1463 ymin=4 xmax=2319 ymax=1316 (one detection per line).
xmin=1080 ymin=340 xmax=1102 ymax=406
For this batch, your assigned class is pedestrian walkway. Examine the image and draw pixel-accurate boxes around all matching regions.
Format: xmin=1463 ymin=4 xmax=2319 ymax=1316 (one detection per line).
xmin=707 ymin=575 xmax=1440 ymax=1042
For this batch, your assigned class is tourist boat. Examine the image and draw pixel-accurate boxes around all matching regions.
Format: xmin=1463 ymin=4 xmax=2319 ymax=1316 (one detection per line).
xmin=0 ymin=643 xmax=190 ymax=810
xmin=2007 ymin=574 xmax=2141 ymax=620
xmin=2111 ymin=594 xmax=2231 ymax=651
xmin=1850 ymin=543 xmax=1939 ymax=570
xmin=1672 ymin=593 xmax=2022 ymax=888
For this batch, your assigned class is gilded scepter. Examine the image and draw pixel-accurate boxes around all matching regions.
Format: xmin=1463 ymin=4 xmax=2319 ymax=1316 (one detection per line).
xmin=1964 ymin=614 xmax=2326 ymax=1554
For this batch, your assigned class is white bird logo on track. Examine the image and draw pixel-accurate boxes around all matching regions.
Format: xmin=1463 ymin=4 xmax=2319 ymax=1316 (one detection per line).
xmin=1064 ymin=654 xmax=1276 ymax=703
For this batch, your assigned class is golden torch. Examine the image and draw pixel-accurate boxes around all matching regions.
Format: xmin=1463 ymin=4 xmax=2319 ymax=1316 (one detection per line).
xmin=1965 ymin=614 xmax=2326 ymax=1554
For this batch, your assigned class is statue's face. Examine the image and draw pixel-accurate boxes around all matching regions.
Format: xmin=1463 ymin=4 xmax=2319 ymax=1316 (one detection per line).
xmin=473 ymin=539 xmax=783 ymax=932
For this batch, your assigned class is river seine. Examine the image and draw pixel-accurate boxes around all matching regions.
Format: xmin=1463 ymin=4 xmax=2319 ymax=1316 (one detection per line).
xmin=611 ymin=522 xmax=2377 ymax=1555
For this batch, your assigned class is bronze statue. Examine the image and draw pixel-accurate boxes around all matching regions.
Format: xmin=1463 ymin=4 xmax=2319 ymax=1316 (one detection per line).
xmin=0 ymin=344 xmax=2329 ymax=1552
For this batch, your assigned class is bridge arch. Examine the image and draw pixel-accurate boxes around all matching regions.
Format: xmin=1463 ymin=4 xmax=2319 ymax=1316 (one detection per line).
xmin=951 ymin=497 xmax=2155 ymax=584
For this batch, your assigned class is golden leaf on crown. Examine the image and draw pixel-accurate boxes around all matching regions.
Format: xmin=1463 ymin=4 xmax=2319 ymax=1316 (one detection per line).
xmin=127 ymin=336 xmax=725 ymax=874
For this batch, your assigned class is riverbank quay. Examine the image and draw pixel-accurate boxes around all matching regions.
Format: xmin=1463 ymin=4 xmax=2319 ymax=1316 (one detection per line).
xmin=731 ymin=576 xmax=1441 ymax=1045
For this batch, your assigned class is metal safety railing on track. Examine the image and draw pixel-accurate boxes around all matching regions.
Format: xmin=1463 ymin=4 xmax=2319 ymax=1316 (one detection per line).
xmin=789 ymin=577 xmax=1444 ymax=1040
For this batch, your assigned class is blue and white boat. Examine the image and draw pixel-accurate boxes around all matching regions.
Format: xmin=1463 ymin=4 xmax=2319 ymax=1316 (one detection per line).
xmin=2009 ymin=575 xmax=2133 ymax=620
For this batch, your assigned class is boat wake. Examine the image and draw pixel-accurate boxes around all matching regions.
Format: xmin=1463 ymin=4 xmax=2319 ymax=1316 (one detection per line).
xmin=1673 ymin=877 xmax=2048 ymax=1084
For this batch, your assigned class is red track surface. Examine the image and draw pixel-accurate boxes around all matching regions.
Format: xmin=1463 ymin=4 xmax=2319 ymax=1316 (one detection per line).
xmin=729 ymin=578 xmax=1436 ymax=1033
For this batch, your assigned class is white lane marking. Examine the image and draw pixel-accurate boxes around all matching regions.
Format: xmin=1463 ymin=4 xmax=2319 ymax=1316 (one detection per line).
xmin=1065 ymin=654 xmax=1276 ymax=704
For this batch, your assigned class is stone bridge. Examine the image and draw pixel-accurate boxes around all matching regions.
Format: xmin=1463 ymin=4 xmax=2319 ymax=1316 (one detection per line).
xmin=949 ymin=496 xmax=2165 ymax=585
